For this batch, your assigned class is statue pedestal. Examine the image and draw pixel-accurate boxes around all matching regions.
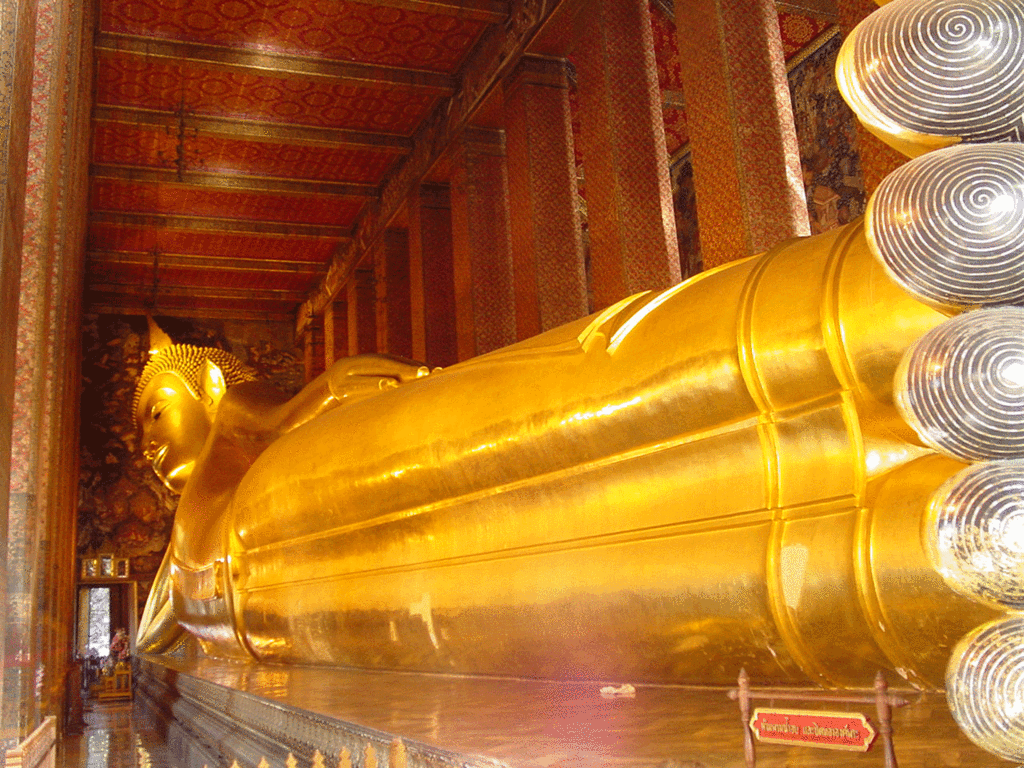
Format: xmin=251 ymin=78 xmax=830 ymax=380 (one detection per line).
xmin=136 ymin=655 xmax=999 ymax=768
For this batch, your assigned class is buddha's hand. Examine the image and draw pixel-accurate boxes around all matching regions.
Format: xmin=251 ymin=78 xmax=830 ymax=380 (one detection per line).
xmin=843 ymin=0 xmax=1024 ymax=759
xmin=135 ymin=547 xmax=184 ymax=654
xmin=326 ymin=352 xmax=431 ymax=404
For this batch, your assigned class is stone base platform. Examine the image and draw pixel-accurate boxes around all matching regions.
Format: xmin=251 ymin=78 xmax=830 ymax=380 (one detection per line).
xmin=135 ymin=655 xmax=1001 ymax=768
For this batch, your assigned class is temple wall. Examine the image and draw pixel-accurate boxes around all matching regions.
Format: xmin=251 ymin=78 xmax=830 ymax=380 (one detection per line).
xmin=0 ymin=0 xmax=92 ymax=745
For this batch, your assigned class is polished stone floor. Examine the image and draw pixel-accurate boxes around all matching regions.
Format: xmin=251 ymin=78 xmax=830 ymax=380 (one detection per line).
xmin=148 ymin=655 xmax=1004 ymax=768
xmin=59 ymin=699 xmax=174 ymax=768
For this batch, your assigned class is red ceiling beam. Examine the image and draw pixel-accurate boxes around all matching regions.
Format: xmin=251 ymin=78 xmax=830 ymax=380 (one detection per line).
xmin=87 ymin=251 xmax=329 ymax=275
xmin=84 ymin=304 xmax=298 ymax=323
xmin=345 ymin=0 xmax=509 ymax=24
xmin=89 ymin=211 xmax=351 ymax=240
xmin=90 ymin=165 xmax=379 ymax=199
xmin=95 ymin=33 xmax=458 ymax=95
xmin=93 ymin=107 xmax=413 ymax=154
xmin=87 ymin=282 xmax=308 ymax=303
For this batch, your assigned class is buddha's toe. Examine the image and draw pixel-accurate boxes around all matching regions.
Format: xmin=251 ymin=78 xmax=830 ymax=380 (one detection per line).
xmin=866 ymin=144 xmax=1024 ymax=312
xmin=946 ymin=616 xmax=1024 ymax=762
xmin=895 ymin=307 xmax=1024 ymax=462
xmin=837 ymin=0 xmax=1024 ymax=156
xmin=926 ymin=459 xmax=1024 ymax=611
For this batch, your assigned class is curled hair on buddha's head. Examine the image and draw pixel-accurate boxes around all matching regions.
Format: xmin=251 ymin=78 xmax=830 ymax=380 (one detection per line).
xmin=132 ymin=344 xmax=259 ymax=417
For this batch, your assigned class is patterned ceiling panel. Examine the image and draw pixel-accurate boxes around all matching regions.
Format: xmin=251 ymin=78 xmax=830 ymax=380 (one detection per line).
xmin=88 ymin=223 xmax=339 ymax=262
xmin=90 ymin=178 xmax=363 ymax=226
xmin=662 ymin=108 xmax=688 ymax=157
xmin=101 ymin=0 xmax=485 ymax=72
xmin=93 ymin=123 xmax=397 ymax=183
xmin=88 ymin=262 xmax=320 ymax=292
xmin=95 ymin=51 xmax=437 ymax=134
xmin=777 ymin=12 xmax=833 ymax=59
xmin=650 ymin=2 xmax=683 ymax=93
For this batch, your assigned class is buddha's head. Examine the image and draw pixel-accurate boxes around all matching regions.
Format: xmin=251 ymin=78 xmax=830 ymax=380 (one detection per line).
xmin=133 ymin=344 xmax=257 ymax=494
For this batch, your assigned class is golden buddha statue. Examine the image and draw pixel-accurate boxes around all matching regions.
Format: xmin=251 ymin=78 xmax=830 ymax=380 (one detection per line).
xmin=136 ymin=5 xmax=1024 ymax=749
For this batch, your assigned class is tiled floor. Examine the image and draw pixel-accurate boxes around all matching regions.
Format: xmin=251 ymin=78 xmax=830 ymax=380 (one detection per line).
xmin=144 ymin=655 xmax=1007 ymax=768
xmin=54 ymin=658 xmax=1008 ymax=768
xmin=59 ymin=699 xmax=175 ymax=768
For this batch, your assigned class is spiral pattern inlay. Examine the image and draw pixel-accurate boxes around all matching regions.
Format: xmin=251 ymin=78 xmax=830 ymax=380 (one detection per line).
xmin=870 ymin=145 xmax=1024 ymax=309
xmin=896 ymin=308 xmax=1024 ymax=461
xmin=849 ymin=0 xmax=1024 ymax=143
xmin=927 ymin=461 xmax=1024 ymax=609
xmin=946 ymin=616 xmax=1024 ymax=761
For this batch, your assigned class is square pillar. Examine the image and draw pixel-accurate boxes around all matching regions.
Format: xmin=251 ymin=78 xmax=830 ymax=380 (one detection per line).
xmin=676 ymin=0 xmax=810 ymax=268
xmin=324 ymin=298 xmax=348 ymax=368
xmin=347 ymin=267 xmax=377 ymax=356
xmin=374 ymin=228 xmax=413 ymax=359
xmin=409 ymin=184 xmax=457 ymax=369
xmin=303 ymin=319 xmax=325 ymax=383
xmin=450 ymin=128 xmax=516 ymax=360
xmin=573 ymin=0 xmax=681 ymax=310
xmin=504 ymin=56 xmax=587 ymax=339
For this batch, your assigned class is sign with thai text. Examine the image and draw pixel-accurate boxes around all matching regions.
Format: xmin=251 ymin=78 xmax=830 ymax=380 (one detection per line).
xmin=750 ymin=708 xmax=877 ymax=752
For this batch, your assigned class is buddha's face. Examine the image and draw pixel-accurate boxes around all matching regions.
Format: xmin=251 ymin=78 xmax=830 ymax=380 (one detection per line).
xmin=135 ymin=371 xmax=213 ymax=495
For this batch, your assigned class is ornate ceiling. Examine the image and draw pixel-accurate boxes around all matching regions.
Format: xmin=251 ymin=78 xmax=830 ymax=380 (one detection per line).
xmin=84 ymin=0 xmax=836 ymax=324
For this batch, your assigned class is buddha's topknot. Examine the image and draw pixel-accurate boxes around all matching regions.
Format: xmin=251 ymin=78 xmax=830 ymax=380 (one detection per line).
xmin=133 ymin=344 xmax=259 ymax=417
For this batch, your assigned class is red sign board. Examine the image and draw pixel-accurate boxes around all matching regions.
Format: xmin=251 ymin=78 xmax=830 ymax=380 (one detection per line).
xmin=750 ymin=708 xmax=877 ymax=752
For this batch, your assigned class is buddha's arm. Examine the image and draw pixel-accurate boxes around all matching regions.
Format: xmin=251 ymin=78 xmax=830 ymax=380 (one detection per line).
xmin=135 ymin=548 xmax=183 ymax=653
xmin=267 ymin=353 xmax=430 ymax=435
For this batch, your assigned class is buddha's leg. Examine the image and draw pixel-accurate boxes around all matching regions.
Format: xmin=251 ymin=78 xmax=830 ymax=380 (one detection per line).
xmin=208 ymin=0 xmax=1024 ymax=686
xmin=221 ymin=205 xmax=999 ymax=687
xmin=160 ymin=2 xmax=1024 ymax=748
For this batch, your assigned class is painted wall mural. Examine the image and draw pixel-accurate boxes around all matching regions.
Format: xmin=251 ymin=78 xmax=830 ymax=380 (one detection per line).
xmin=77 ymin=314 xmax=303 ymax=612
xmin=788 ymin=31 xmax=867 ymax=234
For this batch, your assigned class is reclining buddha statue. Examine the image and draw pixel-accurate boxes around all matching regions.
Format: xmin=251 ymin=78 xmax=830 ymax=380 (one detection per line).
xmin=136 ymin=0 xmax=1024 ymax=758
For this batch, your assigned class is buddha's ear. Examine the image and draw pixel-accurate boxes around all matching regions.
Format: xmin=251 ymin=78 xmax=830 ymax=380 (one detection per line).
xmin=198 ymin=359 xmax=227 ymax=410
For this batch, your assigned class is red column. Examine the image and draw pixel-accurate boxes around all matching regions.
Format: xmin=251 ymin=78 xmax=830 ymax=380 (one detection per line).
xmin=573 ymin=0 xmax=681 ymax=310
xmin=347 ymin=267 xmax=377 ymax=356
xmin=303 ymin=329 xmax=314 ymax=384
xmin=375 ymin=228 xmax=413 ymax=359
xmin=324 ymin=298 xmax=348 ymax=368
xmin=303 ymin=319 xmax=325 ymax=382
xmin=676 ymin=0 xmax=810 ymax=269
xmin=450 ymin=128 xmax=516 ymax=360
xmin=409 ymin=184 xmax=457 ymax=368
xmin=504 ymin=56 xmax=587 ymax=339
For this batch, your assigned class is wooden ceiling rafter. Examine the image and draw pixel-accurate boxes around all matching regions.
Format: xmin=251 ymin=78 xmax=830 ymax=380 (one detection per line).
xmin=89 ymin=211 xmax=351 ymax=240
xmin=343 ymin=0 xmax=509 ymax=23
xmin=90 ymin=164 xmax=380 ymax=199
xmin=652 ymin=0 xmax=839 ymax=23
xmin=93 ymin=107 xmax=413 ymax=153
xmin=87 ymin=251 xmax=330 ymax=275
xmin=95 ymin=33 xmax=459 ymax=95
xmin=89 ymin=282 xmax=309 ymax=302
xmin=86 ymin=304 xmax=299 ymax=323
